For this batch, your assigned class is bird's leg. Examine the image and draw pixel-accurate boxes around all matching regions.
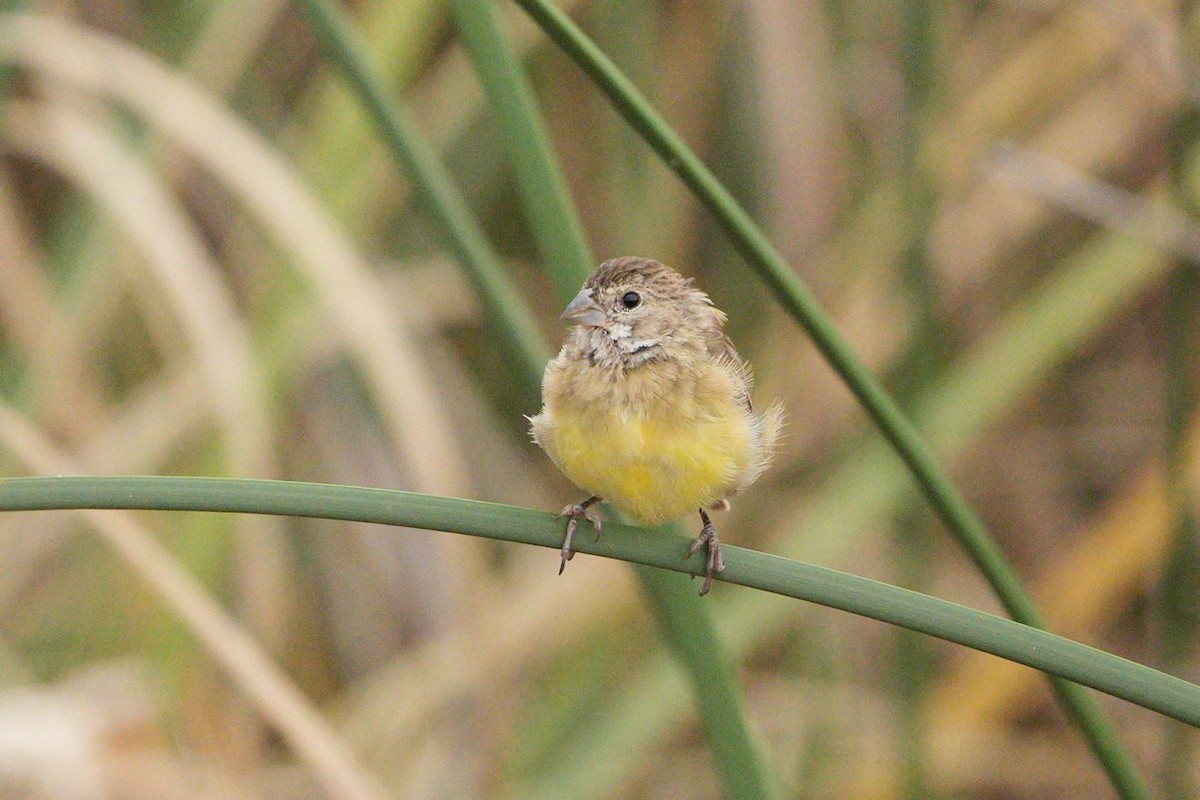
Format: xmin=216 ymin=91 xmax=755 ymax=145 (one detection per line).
xmin=559 ymin=496 xmax=603 ymax=574
xmin=689 ymin=508 xmax=726 ymax=596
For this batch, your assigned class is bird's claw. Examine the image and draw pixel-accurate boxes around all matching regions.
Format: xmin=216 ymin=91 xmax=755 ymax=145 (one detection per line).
xmin=689 ymin=516 xmax=726 ymax=596
xmin=559 ymin=498 xmax=603 ymax=574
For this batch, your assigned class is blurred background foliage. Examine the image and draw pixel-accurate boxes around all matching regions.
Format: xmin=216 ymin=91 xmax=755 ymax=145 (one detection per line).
xmin=0 ymin=0 xmax=1197 ymax=798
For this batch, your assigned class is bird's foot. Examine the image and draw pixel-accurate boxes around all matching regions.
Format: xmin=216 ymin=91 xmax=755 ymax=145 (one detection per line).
xmin=688 ymin=509 xmax=726 ymax=596
xmin=559 ymin=496 xmax=603 ymax=574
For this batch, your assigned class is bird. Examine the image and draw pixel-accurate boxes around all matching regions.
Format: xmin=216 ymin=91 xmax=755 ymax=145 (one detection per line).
xmin=529 ymin=256 xmax=782 ymax=595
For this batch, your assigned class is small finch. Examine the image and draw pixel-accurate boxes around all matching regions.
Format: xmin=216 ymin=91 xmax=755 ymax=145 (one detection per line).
xmin=529 ymin=256 xmax=782 ymax=595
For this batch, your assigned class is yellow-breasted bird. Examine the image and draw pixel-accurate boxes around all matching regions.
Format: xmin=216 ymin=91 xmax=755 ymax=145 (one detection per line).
xmin=529 ymin=256 xmax=782 ymax=595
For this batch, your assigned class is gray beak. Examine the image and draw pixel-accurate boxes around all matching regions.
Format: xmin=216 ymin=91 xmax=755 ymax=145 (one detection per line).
xmin=560 ymin=288 xmax=607 ymax=327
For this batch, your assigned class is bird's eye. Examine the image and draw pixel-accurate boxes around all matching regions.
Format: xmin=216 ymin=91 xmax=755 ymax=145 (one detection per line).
xmin=621 ymin=291 xmax=642 ymax=310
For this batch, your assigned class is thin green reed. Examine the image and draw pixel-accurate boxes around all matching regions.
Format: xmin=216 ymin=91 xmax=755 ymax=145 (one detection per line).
xmin=294 ymin=0 xmax=550 ymax=395
xmin=891 ymin=2 xmax=948 ymax=797
xmin=1 ymin=475 xmax=1199 ymax=728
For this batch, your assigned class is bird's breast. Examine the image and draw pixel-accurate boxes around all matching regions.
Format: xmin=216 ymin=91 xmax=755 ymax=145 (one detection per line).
xmin=540 ymin=359 xmax=754 ymax=525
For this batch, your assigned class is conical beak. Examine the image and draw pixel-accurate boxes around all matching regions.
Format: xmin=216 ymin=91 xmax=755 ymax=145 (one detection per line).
xmin=560 ymin=288 xmax=606 ymax=327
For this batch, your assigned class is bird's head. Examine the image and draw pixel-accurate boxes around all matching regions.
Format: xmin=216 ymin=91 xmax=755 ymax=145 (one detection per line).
xmin=560 ymin=257 xmax=724 ymax=369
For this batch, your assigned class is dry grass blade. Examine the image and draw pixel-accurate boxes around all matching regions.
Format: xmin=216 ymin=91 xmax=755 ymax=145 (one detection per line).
xmin=73 ymin=365 xmax=212 ymax=475
xmin=0 ymin=99 xmax=271 ymax=473
xmin=0 ymin=95 xmax=294 ymax=647
xmin=988 ymin=142 xmax=1200 ymax=260
xmin=0 ymin=402 xmax=391 ymax=800
xmin=335 ymin=561 xmax=636 ymax=768
xmin=0 ymin=12 xmax=467 ymax=497
xmin=928 ymin=1 xmax=1168 ymax=188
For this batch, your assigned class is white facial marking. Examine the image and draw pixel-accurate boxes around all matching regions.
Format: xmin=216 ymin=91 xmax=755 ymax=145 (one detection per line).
xmin=608 ymin=322 xmax=632 ymax=341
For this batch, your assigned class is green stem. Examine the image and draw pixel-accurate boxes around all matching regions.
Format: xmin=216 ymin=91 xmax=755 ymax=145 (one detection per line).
xmin=293 ymin=0 xmax=550 ymax=388
xmin=447 ymin=3 xmax=775 ymax=795
xmin=509 ymin=2 xmax=1153 ymax=797
xmin=633 ymin=564 xmax=776 ymax=799
xmin=449 ymin=0 xmax=593 ymax=295
xmin=892 ymin=4 xmax=943 ymax=797
xmin=1 ymin=474 xmax=1199 ymax=731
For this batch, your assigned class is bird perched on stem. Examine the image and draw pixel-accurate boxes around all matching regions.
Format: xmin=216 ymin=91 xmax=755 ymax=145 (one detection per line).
xmin=529 ymin=256 xmax=782 ymax=595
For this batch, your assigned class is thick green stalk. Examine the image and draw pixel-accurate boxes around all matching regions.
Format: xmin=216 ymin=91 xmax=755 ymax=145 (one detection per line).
xmin=509 ymin=2 xmax=1152 ymax=797
xmin=293 ymin=0 xmax=550 ymax=388
xmin=449 ymin=0 xmax=593 ymax=295
xmin=447 ymin=3 xmax=775 ymax=795
xmin=632 ymin=564 xmax=776 ymax=799
xmin=2 ymin=474 xmax=1200 ymax=730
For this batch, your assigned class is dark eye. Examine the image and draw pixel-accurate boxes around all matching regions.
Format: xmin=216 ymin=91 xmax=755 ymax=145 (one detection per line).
xmin=621 ymin=291 xmax=641 ymax=310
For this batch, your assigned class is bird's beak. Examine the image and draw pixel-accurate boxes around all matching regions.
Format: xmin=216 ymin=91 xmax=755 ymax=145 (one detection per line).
xmin=560 ymin=288 xmax=607 ymax=327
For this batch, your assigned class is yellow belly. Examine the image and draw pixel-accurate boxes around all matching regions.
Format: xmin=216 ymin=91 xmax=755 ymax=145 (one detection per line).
xmin=544 ymin=401 xmax=752 ymax=526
